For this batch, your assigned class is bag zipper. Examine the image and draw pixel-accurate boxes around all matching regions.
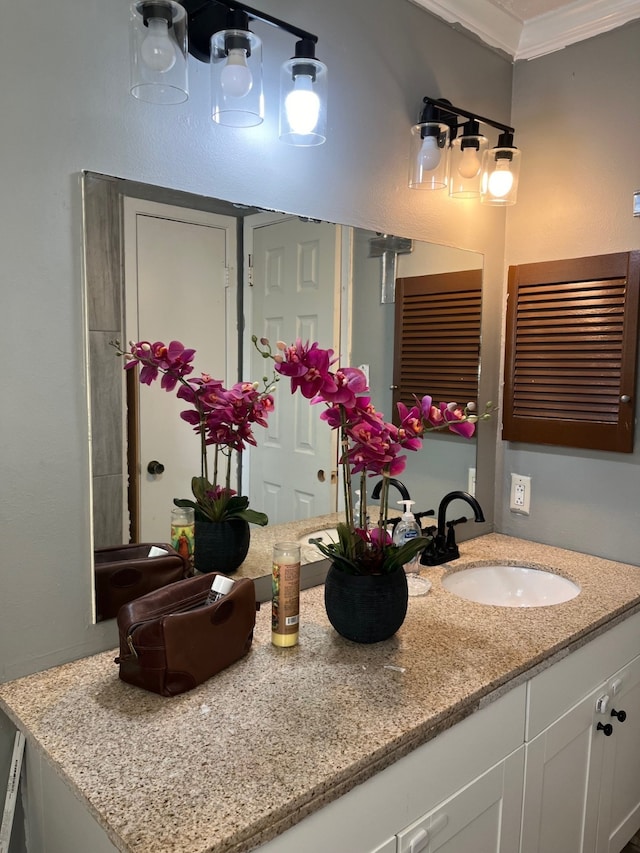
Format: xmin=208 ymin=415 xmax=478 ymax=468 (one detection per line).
xmin=125 ymin=593 xmax=209 ymax=658
xmin=124 ymin=581 xmax=247 ymax=657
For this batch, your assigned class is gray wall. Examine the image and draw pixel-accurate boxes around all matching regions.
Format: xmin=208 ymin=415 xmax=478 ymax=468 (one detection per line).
xmin=499 ymin=21 xmax=640 ymax=565
xmin=0 ymin=0 xmax=511 ymax=684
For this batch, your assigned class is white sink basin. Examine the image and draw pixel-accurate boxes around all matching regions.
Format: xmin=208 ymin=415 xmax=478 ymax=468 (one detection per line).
xmin=298 ymin=528 xmax=340 ymax=563
xmin=442 ymin=564 xmax=580 ymax=607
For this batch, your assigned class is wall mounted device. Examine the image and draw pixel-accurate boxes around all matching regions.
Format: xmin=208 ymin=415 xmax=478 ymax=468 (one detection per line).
xmin=409 ymin=96 xmax=521 ymax=205
xmin=129 ymin=0 xmax=328 ymax=146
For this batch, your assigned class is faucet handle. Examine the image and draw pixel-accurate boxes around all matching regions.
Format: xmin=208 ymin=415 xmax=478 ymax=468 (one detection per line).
xmin=415 ymin=510 xmax=435 ymax=529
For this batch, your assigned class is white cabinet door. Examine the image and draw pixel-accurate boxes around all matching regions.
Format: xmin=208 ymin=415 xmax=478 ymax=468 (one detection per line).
xmin=397 ymin=747 xmax=525 ymax=853
xmin=370 ymin=839 xmax=397 ymax=853
xmin=521 ymin=680 xmax=610 ymax=853
xmin=596 ymin=653 xmax=640 ymax=853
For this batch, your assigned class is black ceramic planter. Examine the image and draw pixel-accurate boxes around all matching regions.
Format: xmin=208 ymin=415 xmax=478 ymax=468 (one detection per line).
xmin=323 ymin=564 xmax=408 ymax=643
xmin=194 ymin=519 xmax=250 ymax=574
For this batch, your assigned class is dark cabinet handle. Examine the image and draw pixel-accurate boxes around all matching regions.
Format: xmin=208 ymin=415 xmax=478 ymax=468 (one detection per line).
xmin=147 ymin=460 xmax=165 ymax=475
xmin=611 ymin=708 xmax=627 ymax=722
xmin=597 ymin=722 xmax=613 ymax=736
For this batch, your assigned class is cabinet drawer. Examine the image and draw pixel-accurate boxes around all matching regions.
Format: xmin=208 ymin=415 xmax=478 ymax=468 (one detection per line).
xmin=527 ymin=610 xmax=640 ymax=740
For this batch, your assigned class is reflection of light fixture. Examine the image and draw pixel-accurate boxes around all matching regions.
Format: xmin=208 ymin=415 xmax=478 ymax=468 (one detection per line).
xmin=409 ymin=96 xmax=521 ymax=204
xmin=130 ymin=1 xmax=188 ymax=104
xmin=129 ymin=0 xmax=328 ymax=145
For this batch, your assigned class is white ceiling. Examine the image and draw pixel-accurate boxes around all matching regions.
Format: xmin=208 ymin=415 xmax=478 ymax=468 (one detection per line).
xmin=411 ymin=0 xmax=640 ymax=59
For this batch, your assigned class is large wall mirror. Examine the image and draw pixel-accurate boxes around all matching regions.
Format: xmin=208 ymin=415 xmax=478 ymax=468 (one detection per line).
xmin=83 ymin=171 xmax=486 ymax=620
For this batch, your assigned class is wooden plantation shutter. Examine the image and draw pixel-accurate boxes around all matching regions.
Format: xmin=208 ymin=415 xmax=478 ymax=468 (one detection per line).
xmin=392 ymin=269 xmax=482 ymax=418
xmin=503 ymin=252 xmax=640 ymax=452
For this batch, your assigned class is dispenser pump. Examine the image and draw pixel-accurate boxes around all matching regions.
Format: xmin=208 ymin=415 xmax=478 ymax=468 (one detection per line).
xmin=398 ymin=499 xmax=416 ymax=520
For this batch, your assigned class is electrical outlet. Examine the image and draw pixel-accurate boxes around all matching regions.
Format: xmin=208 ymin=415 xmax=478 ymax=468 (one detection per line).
xmin=468 ymin=467 xmax=476 ymax=496
xmin=358 ymin=363 xmax=370 ymax=385
xmin=510 ymin=473 xmax=531 ymax=515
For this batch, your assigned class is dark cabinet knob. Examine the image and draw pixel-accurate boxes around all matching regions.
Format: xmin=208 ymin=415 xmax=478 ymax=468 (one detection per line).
xmin=611 ymin=708 xmax=627 ymax=722
xmin=597 ymin=722 xmax=613 ymax=736
xmin=147 ymin=460 xmax=165 ymax=475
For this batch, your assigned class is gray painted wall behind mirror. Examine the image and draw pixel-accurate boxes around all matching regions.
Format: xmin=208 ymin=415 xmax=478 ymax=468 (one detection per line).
xmin=1 ymin=0 xmax=509 ymax=682
xmin=85 ymin=173 xmax=484 ymax=593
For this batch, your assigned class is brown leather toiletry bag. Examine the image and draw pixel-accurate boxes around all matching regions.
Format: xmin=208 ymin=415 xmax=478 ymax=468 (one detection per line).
xmin=94 ymin=542 xmax=190 ymax=621
xmin=115 ymin=573 xmax=257 ymax=696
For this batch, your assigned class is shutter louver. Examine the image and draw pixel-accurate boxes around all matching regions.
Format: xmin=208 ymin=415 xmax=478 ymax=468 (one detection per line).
xmin=393 ymin=270 xmax=482 ymax=418
xmin=503 ymin=253 xmax=640 ymax=452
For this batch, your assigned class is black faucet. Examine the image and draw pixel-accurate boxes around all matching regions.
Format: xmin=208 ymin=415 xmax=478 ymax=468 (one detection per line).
xmin=420 ymin=490 xmax=485 ymax=566
xmin=371 ymin=478 xmax=411 ymax=502
xmin=370 ymin=478 xmax=435 ymax=533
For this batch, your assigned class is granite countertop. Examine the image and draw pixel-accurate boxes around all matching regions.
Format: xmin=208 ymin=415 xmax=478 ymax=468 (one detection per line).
xmin=2 ymin=532 xmax=640 ymax=853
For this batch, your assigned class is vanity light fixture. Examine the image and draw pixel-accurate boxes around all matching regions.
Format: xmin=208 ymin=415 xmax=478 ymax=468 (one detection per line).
xmin=409 ymin=96 xmax=521 ymax=205
xmin=130 ymin=1 xmax=189 ymax=104
xmin=129 ymin=0 xmax=328 ymax=146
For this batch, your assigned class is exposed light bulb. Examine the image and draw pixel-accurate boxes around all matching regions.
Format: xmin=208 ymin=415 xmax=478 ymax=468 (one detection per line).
xmin=140 ymin=17 xmax=176 ymax=73
xmin=487 ymin=160 xmax=514 ymax=198
xmin=458 ymin=145 xmax=481 ymax=179
xmin=285 ymin=75 xmax=320 ymax=135
xmin=419 ymin=136 xmax=441 ymax=172
xmin=220 ymin=48 xmax=253 ymax=98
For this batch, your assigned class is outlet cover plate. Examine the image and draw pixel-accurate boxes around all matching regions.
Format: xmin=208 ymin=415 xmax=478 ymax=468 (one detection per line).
xmin=510 ymin=473 xmax=531 ymax=515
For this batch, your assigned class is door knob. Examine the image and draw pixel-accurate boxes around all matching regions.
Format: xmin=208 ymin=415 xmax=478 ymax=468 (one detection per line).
xmin=611 ymin=708 xmax=627 ymax=722
xmin=147 ymin=460 xmax=165 ymax=475
xmin=597 ymin=722 xmax=613 ymax=736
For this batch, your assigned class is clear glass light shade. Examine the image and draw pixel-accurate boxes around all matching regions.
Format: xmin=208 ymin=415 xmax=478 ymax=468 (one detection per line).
xmin=210 ymin=29 xmax=263 ymax=127
xmin=409 ymin=123 xmax=451 ymax=190
xmin=129 ymin=0 xmax=188 ymax=104
xmin=279 ymin=57 xmax=327 ymax=146
xmin=481 ymin=146 xmax=521 ymax=205
xmin=449 ymin=134 xmax=488 ymax=198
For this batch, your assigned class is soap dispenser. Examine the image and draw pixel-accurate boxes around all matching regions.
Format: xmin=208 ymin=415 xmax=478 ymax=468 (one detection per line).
xmin=392 ymin=500 xmax=421 ymax=571
xmin=393 ymin=500 xmax=432 ymax=596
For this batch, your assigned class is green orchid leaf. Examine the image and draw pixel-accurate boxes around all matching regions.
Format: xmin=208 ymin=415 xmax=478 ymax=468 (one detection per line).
xmin=233 ymin=508 xmax=269 ymax=526
xmin=225 ymin=495 xmax=250 ymax=513
xmin=384 ymin=536 xmax=431 ymax=574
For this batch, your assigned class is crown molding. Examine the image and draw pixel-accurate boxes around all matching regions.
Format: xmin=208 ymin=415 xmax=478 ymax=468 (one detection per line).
xmin=410 ymin=0 xmax=640 ymax=60
xmin=408 ymin=0 xmax=523 ymax=57
xmin=516 ymin=0 xmax=640 ymax=59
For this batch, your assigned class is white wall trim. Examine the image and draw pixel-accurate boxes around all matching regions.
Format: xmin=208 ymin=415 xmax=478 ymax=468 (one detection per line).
xmin=409 ymin=0 xmax=523 ymax=57
xmin=517 ymin=0 xmax=640 ymax=59
xmin=410 ymin=0 xmax=640 ymax=60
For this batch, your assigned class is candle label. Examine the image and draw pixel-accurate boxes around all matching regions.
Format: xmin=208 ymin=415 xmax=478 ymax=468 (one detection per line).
xmin=271 ymin=560 xmax=301 ymax=637
xmin=171 ymin=521 xmax=195 ymax=568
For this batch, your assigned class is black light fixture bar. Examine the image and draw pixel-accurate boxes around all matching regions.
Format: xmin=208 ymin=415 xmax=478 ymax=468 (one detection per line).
xmin=421 ymin=96 xmax=514 ymax=137
xmin=179 ymin=0 xmax=317 ymax=63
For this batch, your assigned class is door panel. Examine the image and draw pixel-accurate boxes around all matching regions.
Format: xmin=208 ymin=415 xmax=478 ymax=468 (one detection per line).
xmin=124 ymin=199 xmax=236 ymax=541
xmin=248 ymin=216 xmax=339 ymax=524
xmin=597 ymin=654 xmax=640 ymax=853
xmin=521 ymin=684 xmax=605 ymax=853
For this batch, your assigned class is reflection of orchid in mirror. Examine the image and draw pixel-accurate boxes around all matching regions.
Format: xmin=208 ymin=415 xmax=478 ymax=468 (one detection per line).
xmin=254 ymin=335 xmax=493 ymax=574
xmin=112 ymin=339 xmax=276 ymax=525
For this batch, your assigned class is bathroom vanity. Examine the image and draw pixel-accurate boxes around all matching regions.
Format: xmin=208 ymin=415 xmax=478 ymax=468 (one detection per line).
xmin=1 ymin=529 xmax=640 ymax=853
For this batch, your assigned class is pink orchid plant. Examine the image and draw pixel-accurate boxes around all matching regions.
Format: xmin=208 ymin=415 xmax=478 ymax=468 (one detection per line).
xmin=114 ymin=339 xmax=275 ymax=525
xmin=255 ymin=335 xmax=492 ymax=574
